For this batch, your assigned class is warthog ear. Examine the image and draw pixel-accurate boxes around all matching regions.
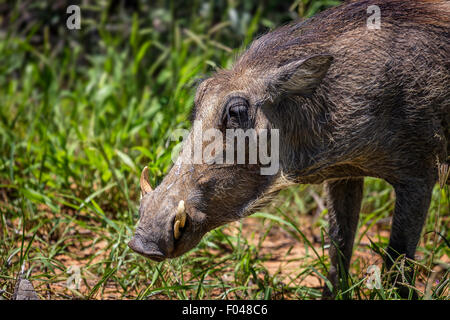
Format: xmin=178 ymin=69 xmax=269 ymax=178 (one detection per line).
xmin=272 ymin=54 xmax=333 ymax=96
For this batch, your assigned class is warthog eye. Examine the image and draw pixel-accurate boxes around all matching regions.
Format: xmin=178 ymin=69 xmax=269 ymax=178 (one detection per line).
xmin=223 ymin=96 xmax=250 ymax=129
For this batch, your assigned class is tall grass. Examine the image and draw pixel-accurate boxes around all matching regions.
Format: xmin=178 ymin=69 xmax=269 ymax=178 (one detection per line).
xmin=0 ymin=0 xmax=448 ymax=300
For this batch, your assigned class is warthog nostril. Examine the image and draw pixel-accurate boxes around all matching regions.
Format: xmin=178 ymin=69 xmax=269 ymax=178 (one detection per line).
xmin=128 ymin=235 xmax=145 ymax=255
xmin=128 ymin=235 xmax=165 ymax=261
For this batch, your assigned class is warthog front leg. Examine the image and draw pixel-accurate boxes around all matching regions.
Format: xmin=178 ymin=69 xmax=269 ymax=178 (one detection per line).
xmin=323 ymin=178 xmax=364 ymax=299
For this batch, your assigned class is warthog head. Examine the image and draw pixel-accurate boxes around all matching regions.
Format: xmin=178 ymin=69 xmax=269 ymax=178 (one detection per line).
xmin=128 ymin=32 xmax=333 ymax=260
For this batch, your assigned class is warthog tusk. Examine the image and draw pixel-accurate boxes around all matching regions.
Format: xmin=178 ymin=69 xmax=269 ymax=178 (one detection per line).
xmin=174 ymin=220 xmax=181 ymax=239
xmin=140 ymin=166 xmax=153 ymax=195
xmin=174 ymin=200 xmax=186 ymax=239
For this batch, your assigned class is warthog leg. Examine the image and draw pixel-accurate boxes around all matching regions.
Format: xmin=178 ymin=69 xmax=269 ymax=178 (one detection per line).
xmin=385 ymin=174 xmax=436 ymax=298
xmin=323 ymin=178 xmax=364 ymax=299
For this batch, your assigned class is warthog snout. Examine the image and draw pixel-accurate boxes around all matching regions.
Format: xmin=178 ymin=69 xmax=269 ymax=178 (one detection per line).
xmin=128 ymin=234 xmax=165 ymax=262
xmin=129 ymin=166 xmax=208 ymax=261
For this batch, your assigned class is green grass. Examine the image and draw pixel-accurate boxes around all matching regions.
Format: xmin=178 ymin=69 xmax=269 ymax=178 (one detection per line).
xmin=0 ymin=0 xmax=448 ymax=300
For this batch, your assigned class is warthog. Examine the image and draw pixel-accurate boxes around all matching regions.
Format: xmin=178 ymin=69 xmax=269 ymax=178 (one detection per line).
xmin=129 ymin=0 xmax=449 ymax=298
